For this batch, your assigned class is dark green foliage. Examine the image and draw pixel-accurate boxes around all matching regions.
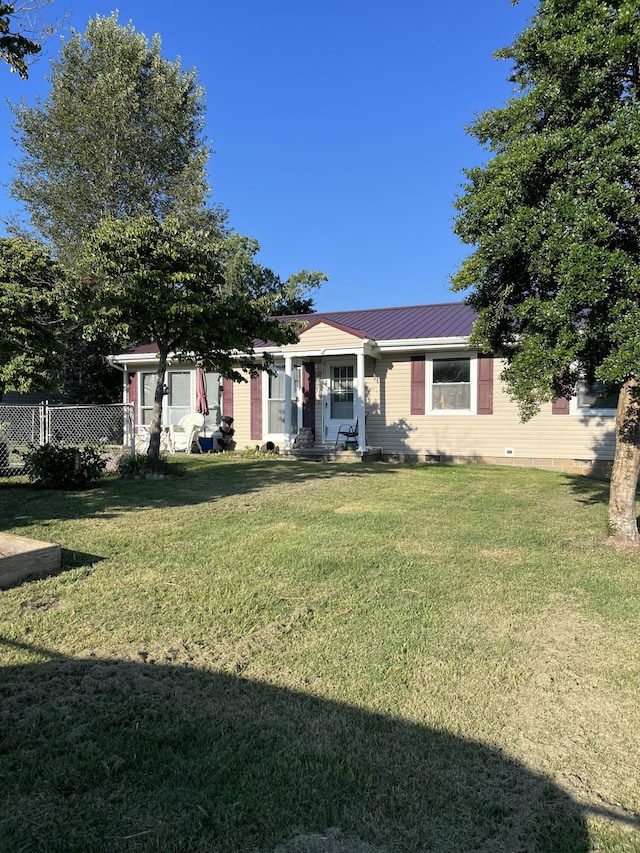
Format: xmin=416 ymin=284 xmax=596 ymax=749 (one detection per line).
xmin=453 ymin=0 xmax=640 ymax=418
xmin=0 ymin=236 xmax=122 ymax=403
xmin=0 ymin=2 xmax=41 ymax=78
xmin=116 ymin=451 xmax=170 ymax=479
xmin=452 ymin=0 xmax=640 ymax=539
xmin=21 ymin=442 xmax=106 ymax=489
xmin=0 ymin=236 xmax=70 ymax=396
xmin=83 ymin=217 xmax=307 ymax=378
xmin=62 ymin=344 xmax=123 ymax=404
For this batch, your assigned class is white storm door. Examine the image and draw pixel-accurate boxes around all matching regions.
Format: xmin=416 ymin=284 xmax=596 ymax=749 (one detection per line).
xmin=324 ymin=361 xmax=356 ymax=442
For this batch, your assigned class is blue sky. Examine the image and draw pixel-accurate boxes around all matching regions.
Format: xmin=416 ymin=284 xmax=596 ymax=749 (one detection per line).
xmin=1 ymin=0 xmax=535 ymax=312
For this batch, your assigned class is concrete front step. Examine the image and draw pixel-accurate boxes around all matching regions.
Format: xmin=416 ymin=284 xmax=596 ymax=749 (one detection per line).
xmin=288 ymin=446 xmax=382 ymax=462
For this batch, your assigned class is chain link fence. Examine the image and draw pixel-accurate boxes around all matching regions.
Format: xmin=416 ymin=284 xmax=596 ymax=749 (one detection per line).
xmin=0 ymin=402 xmax=134 ymax=475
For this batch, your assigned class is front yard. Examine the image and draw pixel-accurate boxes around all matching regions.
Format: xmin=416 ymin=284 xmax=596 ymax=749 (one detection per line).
xmin=0 ymin=457 xmax=638 ymax=852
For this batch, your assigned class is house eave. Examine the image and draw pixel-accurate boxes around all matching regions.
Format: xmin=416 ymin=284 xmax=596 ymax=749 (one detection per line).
xmin=263 ymin=338 xmax=381 ymax=359
xmin=109 ymin=352 xmax=160 ymax=367
xmin=110 ymin=336 xmax=474 ymax=369
xmin=376 ymin=336 xmax=471 ymax=352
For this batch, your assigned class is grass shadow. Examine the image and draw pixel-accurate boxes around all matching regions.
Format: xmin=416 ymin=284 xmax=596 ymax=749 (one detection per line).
xmin=0 ymin=642 xmax=590 ymax=853
xmin=0 ymin=456 xmax=402 ymax=529
xmin=562 ymin=472 xmax=611 ymax=508
xmin=562 ymin=471 xmax=640 ymax=531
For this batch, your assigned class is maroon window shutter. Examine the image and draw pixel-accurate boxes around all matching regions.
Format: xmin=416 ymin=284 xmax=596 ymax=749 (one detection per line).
xmin=302 ymin=361 xmax=316 ymax=437
xmin=411 ymin=356 xmax=425 ymax=415
xmin=128 ymin=373 xmax=138 ymax=422
xmin=250 ymin=374 xmax=262 ymax=441
xmin=222 ymin=378 xmax=234 ymax=419
xmin=552 ymin=397 xmax=570 ymax=414
xmin=477 ymin=354 xmax=493 ymax=415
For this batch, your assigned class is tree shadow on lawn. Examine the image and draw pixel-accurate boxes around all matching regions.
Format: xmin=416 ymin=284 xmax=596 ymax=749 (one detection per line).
xmin=564 ymin=479 xmax=640 ymax=550
xmin=0 ymin=457 xmax=402 ymax=529
xmin=561 ymin=471 xmax=640 ymax=530
xmin=0 ymin=641 xmax=590 ymax=853
xmin=562 ymin=473 xmax=611 ymax=508
xmin=556 ymin=475 xmax=640 ymax=554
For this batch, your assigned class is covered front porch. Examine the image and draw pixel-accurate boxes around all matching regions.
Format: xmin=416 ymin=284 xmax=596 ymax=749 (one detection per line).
xmin=266 ymin=326 xmax=381 ymax=456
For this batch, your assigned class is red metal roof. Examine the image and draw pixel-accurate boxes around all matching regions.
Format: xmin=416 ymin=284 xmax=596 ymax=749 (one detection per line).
xmin=302 ymin=302 xmax=476 ymax=340
xmin=116 ymin=302 xmax=476 ymax=356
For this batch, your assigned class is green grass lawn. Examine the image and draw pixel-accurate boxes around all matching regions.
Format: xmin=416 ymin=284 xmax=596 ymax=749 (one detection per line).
xmin=1 ymin=457 xmax=638 ymax=852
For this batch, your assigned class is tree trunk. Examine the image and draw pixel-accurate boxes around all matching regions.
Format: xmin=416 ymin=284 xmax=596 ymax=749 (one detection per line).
xmin=147 ymin=349 xmax=168 ymax=461
xmin=608 ymin=377 xmax=640 ymax=543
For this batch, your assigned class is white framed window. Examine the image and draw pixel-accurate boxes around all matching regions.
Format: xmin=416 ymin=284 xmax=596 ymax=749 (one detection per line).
xmin=139 ymin=370 xmax=193 ymax=426
xmin=291 ymin=366 xmax=300 ymax=433
xmin=268 ymin=365 xmax=286 ymax=433
xmin=573 ymin=380 xmax=619 ymax=416
xmin=428 ymin=355 xmax=476 ymax=414
xmin=203 ymin=371 xmax=221 ymax=433
xmin=266 ymin=364 xmax=301 ymax=434
xmin=139 ymin=372 xmax=157 ymax=425
xmin=167 ymin=371 xmax=191 ymax=424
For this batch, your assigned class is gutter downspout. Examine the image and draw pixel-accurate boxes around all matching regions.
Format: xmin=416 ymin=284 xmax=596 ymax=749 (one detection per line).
xmin=107 ymin=357 xmax=135 ymax=455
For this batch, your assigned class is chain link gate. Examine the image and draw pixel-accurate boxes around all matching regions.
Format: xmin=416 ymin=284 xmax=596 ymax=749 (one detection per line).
xmin=0 ymin=402 xmax=134 ymax=475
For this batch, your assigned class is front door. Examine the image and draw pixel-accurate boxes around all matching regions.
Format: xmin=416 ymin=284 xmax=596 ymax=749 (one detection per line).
xmin=323 ymin=361 xmax=356 ymax=443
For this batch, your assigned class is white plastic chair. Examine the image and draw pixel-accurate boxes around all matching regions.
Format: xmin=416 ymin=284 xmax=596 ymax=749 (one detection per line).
xmin=169 ymin=414 xmax=205 ymax=454
xmin=135 ymin=425 xmax=151 ymax=453
xmin=135 ymin=425 xmax=172 ymax=453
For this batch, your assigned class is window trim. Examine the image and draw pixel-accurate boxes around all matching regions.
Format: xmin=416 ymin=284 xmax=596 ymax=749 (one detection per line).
xmin=138 ymin=369 xmax=194 ymax=427
xmin=426 ymin=353 xmax=477 ymax=416
xmin=139 ymin=371 xmax=157 ymax=426
xmin=262 ymin=362 xmax=302 ymax=438
xmin=571 ymin=379 xmax=619 ymax=417
xmin=166 ymin=370 xmax=192 ymax=425
xmin=267 ymin=363 xmax=286 ymax=434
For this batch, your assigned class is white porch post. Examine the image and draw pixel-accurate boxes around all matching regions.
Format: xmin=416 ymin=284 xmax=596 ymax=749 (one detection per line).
xmin=284 ymin=355 xmax=293 ymax=452
xmin=356 ymin=349 xmax=366 ymax=451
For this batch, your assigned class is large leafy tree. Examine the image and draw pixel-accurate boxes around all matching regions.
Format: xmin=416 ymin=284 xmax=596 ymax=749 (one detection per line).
xmin=10 ymin=12 xmax=211 ymax=265
xmin=0 ymin=236 xmax=68 ymax=397
xmin=453 ymin=0 xmax=640 ymax=544
xmin=83 ymin=216 xmax=322 ymax=459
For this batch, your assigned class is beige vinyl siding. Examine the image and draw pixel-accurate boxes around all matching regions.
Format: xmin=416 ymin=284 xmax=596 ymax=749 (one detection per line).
xmin=286 ymin=323 xmax=362 ymax=352
xmin=481 ymin=363 xmax=616 ymax=461
xmin=229 ymin=369 xmax=252 ymax=448
xmin=365 ymin=355 xmax=616 ymax=462
xmin=214 ymin=352 xmax=617 ymax=467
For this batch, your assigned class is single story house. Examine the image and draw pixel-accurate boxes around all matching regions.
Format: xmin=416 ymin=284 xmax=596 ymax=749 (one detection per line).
xmin=109 ymin=302 xmax=617 ymax=476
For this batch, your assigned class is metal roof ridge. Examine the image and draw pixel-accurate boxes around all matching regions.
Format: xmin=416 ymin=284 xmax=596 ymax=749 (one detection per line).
xmin=275 ymin=301 xmax=470 ymax=321
xmin=319 ymin=301 xmax=468 ymax=315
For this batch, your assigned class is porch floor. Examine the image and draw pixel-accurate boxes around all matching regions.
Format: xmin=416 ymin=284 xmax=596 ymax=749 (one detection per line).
xmin=288 ymin=444 xmax=383 ymax=462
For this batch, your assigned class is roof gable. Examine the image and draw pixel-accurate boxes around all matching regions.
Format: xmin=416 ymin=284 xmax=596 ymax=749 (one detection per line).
xmin=300 ymin=317 xmax=367 ymax=340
